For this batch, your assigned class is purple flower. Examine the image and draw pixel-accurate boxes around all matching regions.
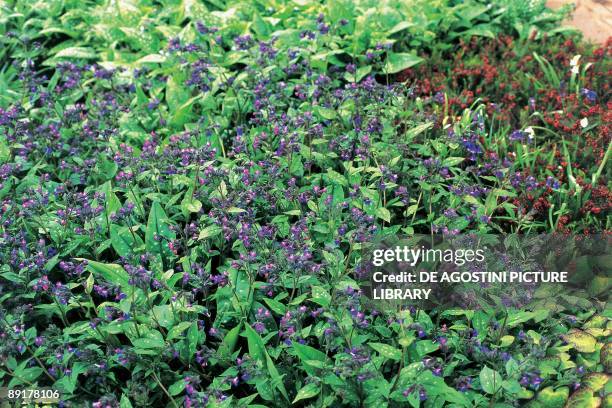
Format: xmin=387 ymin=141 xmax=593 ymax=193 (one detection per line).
xmin=509 ymin=130 xmax=526 ymax=142
xmin=419 ymin=389 xmax=427 ymax=401
xmin=581 ymin=88 xmax=597 ymax=103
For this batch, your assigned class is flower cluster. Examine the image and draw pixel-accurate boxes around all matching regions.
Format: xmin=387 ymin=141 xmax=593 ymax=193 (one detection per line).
xmin=0 ymin=3 xmax=609 ymax=407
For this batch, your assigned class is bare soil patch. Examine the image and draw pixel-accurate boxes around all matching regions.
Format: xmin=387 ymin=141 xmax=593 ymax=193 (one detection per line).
xmin=547 ymin=0 xmax=611 ymax=43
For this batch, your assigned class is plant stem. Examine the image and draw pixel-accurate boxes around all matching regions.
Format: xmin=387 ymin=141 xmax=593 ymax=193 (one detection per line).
xmin=152 ymin=371 xmax=179 ymax=408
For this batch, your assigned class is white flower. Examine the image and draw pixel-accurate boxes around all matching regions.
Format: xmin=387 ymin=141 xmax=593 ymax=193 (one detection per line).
xmin=525 ymin=126 xmax=535 ymax=140
xmin=571 ymin=66 xmax=579 ymax=75
xmin=580 ymin=117 xmax=589 ymax=128
xmin=570 ymin=55 xmax=581 ymax=66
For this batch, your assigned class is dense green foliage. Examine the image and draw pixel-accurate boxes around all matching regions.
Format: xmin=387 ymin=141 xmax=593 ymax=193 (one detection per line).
xmin=0 ymin=0 xmax=610 ymax=407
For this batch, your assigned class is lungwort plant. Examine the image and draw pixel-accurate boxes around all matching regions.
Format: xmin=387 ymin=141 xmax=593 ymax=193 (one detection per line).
xmin=0 ymin=0 xmax=609 ymax=407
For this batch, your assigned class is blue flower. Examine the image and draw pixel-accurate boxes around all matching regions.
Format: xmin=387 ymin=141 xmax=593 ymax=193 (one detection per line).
xmin=581 ymin=88 xmax=597 ymax=103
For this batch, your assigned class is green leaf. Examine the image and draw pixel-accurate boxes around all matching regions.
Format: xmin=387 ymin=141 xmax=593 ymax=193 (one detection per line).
xmin=218 ymin=323 xmax=242 ymax=358
xmin=405 ymin=122 xmax=433 ymax=141
xmin=536 ymin=386 xmax=569 ymax=408
xmin=399 ymin=362 xmax=424 ymax=386
xmin=460 ymin=27 xmax=495 ymax=39
xmin=293 ymin=342 xmax=328 ymax=363
xmin=166 ymin=73 xmax=189 ymax=112
xmin=310 ymin=286 xmax=331 ymax=307
xmin=501 ymin=379 xmax=522 ymax=394
xmin=263 ymin=298 xmax=287 ymax=315
xmin=344 ymin=65 xmax=372 ymax=83
xmin=85 ymin=273 xmax=94 ymax=294
xmin=244 ymin=323 xmax=266 ymax=362
xmin=227 ymin=207 xmax=246 ymax=213
xmin=565 ymin=388 xmax=600 ymax=407
xmin=369 ymin=342 xmax=402 ymax=361
xmin=166 ymin=322 xmax=192 ymax=341
xmin=376 ymin=207 xmax=391 ymax=223
xmin=251 ymin=11 xmax=270 ymax=38
xmin=245 ymin=324 xmax=289 ymax=401
xmin=463 ymin=194 xmax=481 ymax=206
xmin=120 ymin=394 xmax=134 ymax=408
xmin=99 ymin=181 xmax=121 ymax=231
xmin=587 ymin=274 xmax=610 ymax=296
xmin=168 ymin=379 xmax=186 ymax=396
xmin=97 ymin=158 xmax=118 ymax=180
xmin=0 ymin=139 xmax=10 ymax=163
xmin=383 ymin=52 xmax=424 ymax=74
xmin=505 ymin=359 xmax=520 ymax=377
xmin=187 ymin=322 xmax=199 ymax=358
xmin=292 ymin=383 xmax=319 ymax=403
xmin=136 ymin=54 xmax=166 ymax=64
xmin=480 ymin=366 xmax=502 ymax=394
xmin=505 ymin=311 xmax=535 ymax=328
xmin=81 ymin=259 xmax=130 ymax=291
xmin=110 ymin=224 xmax=142 ymax=258
xmin=16 ymin=367 xmax=43 ymax=383
xmin=53 ymin=46 xmax=97 ymax=59
xmin=582 ymin=373 xmax=608 ymax=392
xmin=8 ymin=361 xmax=43 ymax=388
xmin=442 ymin=157 xmax=465 ymax=167
xmin=399 ymin=335 xmax=415 ymax=348
xmin=145 ymin=201 xmax=176 ymax=262
xmin=199 ymin=225 xmax=222 ymax=240
xmin=266 ymin=352 xmax=289 ymax=401
xmin=181 ymin=191 xmax=202 ymax=213
xmin=414 ymin=340 xmax=439 ymax=357
xmin=316 ymin=106 xmax=337 ymax=120
xmin=561 ymin=329 xmax=597 ymax=353
xmin=387 ymin=21 xmax=415 ymax=35
xmin=132 ymin=330 xmax=165 ymax=349
xmin=170 ymin=95 xmax=199 ymax=127
xmin=152 ymin=305 xmax=175 ymax=328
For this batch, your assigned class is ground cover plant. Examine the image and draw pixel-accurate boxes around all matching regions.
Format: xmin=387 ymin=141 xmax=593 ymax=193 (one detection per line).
xmin=0 ymin=0 xmax=610 ymax=407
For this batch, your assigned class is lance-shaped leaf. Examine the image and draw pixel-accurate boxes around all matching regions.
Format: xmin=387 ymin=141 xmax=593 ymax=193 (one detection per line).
xmin=145 ymin=201 xmax=176 ymax=263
